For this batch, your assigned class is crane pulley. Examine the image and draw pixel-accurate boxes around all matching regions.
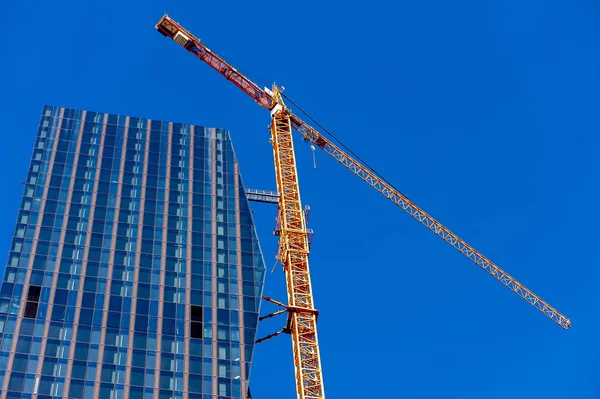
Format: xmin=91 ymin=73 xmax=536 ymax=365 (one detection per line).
xmin=155 ymin=13 xmax=571 ymax=399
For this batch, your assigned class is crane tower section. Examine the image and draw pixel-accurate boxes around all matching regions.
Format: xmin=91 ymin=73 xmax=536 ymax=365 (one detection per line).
xmin=270 ymin=91 xmax=324 ymax=399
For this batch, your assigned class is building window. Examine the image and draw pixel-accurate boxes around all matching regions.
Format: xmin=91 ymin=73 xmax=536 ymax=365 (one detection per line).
xmin=28 ymin=285 xmax=41 ymax=302
xmin=190 ymin=305 xmax=203 ymax=339
xmin=24 ymin=302 xmax=39 ymax=319
xmin=219 ymin=383 xmax=227 ymax=396
xmin=218 ymin=364 xmax=229 ymax=378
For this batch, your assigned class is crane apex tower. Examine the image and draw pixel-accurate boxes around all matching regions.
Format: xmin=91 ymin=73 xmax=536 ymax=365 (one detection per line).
xmin=0 ymin=105 xmax=266 ymax=399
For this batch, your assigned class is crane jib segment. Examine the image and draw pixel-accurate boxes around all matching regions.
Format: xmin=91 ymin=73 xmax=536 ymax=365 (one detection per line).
xmin=289 ymin=115 xmax=571 ymax=329
xmin=156 ymin=15 xmax=274 ymax=110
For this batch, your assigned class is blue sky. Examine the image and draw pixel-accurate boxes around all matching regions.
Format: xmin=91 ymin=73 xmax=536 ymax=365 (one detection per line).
xmin=1 ymin=0 xmax=598 ymax=397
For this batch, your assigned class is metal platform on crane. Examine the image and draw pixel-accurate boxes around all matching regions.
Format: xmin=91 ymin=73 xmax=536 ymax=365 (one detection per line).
xmin=246 ymin=189 xmax=279 ymax=204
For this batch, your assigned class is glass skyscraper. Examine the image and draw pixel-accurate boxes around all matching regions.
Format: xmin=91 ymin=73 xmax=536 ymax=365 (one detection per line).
xmin=0 ymin=106 xmax=266 ymax=399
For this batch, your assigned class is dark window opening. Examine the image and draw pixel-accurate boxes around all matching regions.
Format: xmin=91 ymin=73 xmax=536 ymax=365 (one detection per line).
xmin=27 ymin=285 xmax=41 ymax=302
xmin=191 ymin=305 xmax=203 ymax=339
xmin=24 ymin=302 xmax=38 ymax=319
xmin=190 ymin=305 xmax=202 ymax=322
xmin=191 ymin=322 xmax=203 ymax=339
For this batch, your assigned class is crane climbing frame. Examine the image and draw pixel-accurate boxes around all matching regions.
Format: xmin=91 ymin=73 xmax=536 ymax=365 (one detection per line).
xmin=155 ymin=13 xmax=571 ymax=399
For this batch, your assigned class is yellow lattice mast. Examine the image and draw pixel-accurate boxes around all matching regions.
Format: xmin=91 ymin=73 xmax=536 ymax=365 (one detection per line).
xmin=269 ymin=86 xmax=324 ymax=399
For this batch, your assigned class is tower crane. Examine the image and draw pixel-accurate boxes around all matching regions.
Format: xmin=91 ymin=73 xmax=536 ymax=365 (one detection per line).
xmin=155 ymin=14 xmax=571 ymax=399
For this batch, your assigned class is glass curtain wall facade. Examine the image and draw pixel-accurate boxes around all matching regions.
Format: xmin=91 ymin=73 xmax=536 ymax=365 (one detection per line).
xmin=0 ymin=106 xmax=266 ymax=399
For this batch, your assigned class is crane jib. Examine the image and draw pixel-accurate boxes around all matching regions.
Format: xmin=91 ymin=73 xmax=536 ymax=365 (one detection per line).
xmin=290 ymin=114 xmax=571 ymax=330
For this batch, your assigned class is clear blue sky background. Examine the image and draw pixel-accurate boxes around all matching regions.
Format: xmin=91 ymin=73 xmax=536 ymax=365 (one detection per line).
xmin=0 ymin=1 xmax=598 ymax=397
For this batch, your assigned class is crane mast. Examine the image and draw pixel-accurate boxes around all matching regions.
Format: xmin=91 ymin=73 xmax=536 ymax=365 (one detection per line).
xmin=155 ymin=12 xmax=571 ymax=399
xmin=270 ymin=90 xmax=324 ymax=399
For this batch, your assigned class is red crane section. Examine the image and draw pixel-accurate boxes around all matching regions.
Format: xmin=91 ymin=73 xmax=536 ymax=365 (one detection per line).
xmin=157 ymin=17 xmax=274 ymax=110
